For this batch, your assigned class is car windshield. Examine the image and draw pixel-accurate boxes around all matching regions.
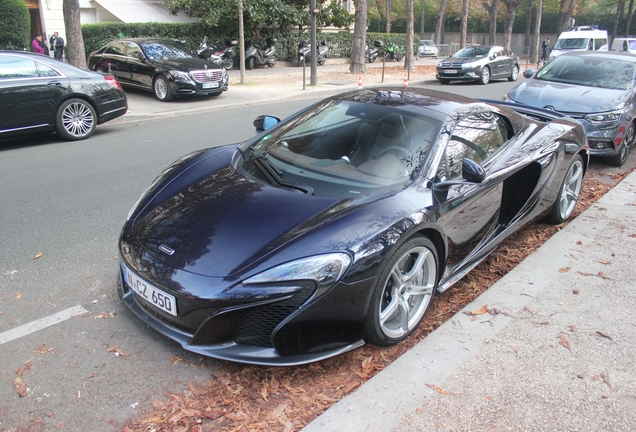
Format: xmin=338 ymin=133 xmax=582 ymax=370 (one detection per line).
xmin=536 ymin=55 xmax=636 ymax=90
xmin=453 ymin=46 xmax=491 ymax=58
xmin=140 ymin=42 xmax=194 ymax=60
xmin=244 ymin=98 xmax=441 ymax=198
xmin=553 ymin=38 xmax=588 ymax=50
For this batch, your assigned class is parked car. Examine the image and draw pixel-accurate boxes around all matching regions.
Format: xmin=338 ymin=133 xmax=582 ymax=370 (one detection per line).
xmin=117 ymin=87 xmax=588 ymax=366
xmin=0 ymin=51 xmax=127 ymax=141
xmin=550 ymin=25 xmax=608 ymax=60
xmin=87 ymin=38 xmax=229 ymax=102
xmin=611 ymin=37 xmax=636 ymax=54
xmin=418 ymin=40 xmax=438 ymax=58
xmin=505 ymin=51 xmax=636 ymax=166
xmin=436 ymin=45 xmax=520 ymax=85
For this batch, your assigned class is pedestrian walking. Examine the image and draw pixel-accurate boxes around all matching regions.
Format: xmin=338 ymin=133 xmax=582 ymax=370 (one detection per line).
xmin=541 ymin=38 xmax=550 ymax=61
xmin=50 ymin=32 xmax=65 ymax=60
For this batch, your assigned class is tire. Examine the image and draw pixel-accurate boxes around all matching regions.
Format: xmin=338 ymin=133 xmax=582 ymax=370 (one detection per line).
xmin=222 ymin=57 xmax=233 ymax=70
xmin=479 ymin=66 xmax=491 ymax=85
xmin=546 ymin=154 xmax=584 ymax=224
xmin=508 ymin=65 xmax=519 ymax=81
xmin=364 ymin=235 xmax=438 ymax=346
xmin=608 ymin=124 xmax=634 ymax=167
xmin=153 ymin=75 xmax=173 ymax=102
xmin=438 ymin=78 xmax=450 ymax=85
xmin=247 ymin=57 xmax=255 ymax=70
xmin=318 ymin=58 xmax=325 ymax=66
xmin=267 ymin=55 xmax=276 ymax=67
xmin=369 ymin=54 xmax=376 ymax=63
xmin=55 ymin=98 xmax=96 ymax=141
xmin=396 ymin=53 xmax=403 ymax=62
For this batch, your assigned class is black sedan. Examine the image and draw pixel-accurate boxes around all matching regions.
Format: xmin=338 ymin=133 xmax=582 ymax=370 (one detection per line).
xmin=0 ymin=51 xmax=127 ymax=141
xmin=117 ymin=88 xmax=588 ymax=366
xmin=87 ymin=38 xmax=229 ymax=102
xmin=505 ymin=51 xmax=636 ymax=166
xmin=437 ymin=45 xmax=520 ymax=85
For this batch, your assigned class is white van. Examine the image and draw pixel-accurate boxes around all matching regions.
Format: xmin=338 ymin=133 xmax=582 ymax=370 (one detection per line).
xmin=549 ymin=26 xmax=608 ymax=60
xmin=611 ymin=37 xmax=636 ymax=54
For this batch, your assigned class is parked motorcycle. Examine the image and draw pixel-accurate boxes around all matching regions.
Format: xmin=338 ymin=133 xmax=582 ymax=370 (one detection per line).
xmin=384 ymin=42 xmax=404 ymax=61
xmin=365 ymin=44 xmax=380 ymax=63
xmin=244 ymin=37 xmax=277 ymax=70
xmin=297 ymin=41 xmax=329 ymax=66
xmin=197 ymin=36 xmax=236 ymax=69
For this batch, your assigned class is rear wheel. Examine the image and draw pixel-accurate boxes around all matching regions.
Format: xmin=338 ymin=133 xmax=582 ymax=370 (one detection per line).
xmin=55 ymin=98 xmax=96 ymax=141
xmin=508 ymin=65 xmax=519 ymax=81
xmin=153 ymin=75 xmax=173 ymax=102
xmin=546 ymin=154 xmax=584 ymax=224
xmin=267 ymin=55 xmax=276 ymax=67
xmin=608 ymin=124 xmax=634 ymax=167
xmin=438 ymin=78 xmax=450 ymax=84
xmin=479 ymin=66 xmax=491 ymax=84
xmin=364 ymin=235 xmax=438 ymax=346
xmin=222 ymin=57 xmax=233 ymax=69
xmin=247 ymin=57 xmax=255 ymax=70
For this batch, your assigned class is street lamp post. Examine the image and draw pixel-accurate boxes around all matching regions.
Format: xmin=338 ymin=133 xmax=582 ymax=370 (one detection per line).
xmin=310 ymin=0 xmax=318 ymax=85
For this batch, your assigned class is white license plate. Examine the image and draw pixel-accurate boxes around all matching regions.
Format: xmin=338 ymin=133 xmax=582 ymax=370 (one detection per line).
xmin=444 ymin=69 xmax=458 ymax=74
xmin=122 ymin=264 xmax=177 ymax=316
xmin=202 ymin=82 xmax=219 ymax=89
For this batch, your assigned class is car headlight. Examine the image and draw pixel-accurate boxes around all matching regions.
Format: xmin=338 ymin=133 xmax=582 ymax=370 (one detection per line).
xmin=584 ymin=110 xmax=622 ymax=128
xmin=244 ymin=253 xmax=352 ymax=290
xmin=170 ymin=70 xmax=192 ymax=82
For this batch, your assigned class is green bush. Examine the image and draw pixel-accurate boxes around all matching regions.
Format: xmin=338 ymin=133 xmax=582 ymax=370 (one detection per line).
xmin=0 ymin=0 xmax=30 ymax=50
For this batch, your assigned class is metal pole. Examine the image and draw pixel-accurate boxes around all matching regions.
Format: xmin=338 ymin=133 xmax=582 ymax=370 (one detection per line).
xmin=310 ymin=0 xmax=318 ymax=86
xmin=238 ymin=0 xmax=245 ymax=84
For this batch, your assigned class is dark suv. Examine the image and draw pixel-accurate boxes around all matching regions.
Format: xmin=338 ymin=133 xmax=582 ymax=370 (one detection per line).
xmin=88 ymin=38 xmax=229 ymax=101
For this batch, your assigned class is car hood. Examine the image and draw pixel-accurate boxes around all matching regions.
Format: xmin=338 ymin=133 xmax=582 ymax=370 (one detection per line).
xmin=440 ymin=57 xmax=486 ymax=65
xmin=127 ymin=159 xmax=354 ymax=278
xmin=507 ymin=79 xmax=630 ymax=113
xmin=152 ymin=57 xmax=221 ymax=72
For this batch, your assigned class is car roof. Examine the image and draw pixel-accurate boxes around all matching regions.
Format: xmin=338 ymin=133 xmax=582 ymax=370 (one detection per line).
xmin=559 ymin=50 xmax=636 ymax=62
xmin=0 ymin=50 xmax=98 ymax=77
xmin=108 ymin=38 xmax=186 ymax=44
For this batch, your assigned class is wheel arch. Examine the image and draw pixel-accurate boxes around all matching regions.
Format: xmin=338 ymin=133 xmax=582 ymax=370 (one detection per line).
xmin=413 ymin=227 xmax=446 ymax=285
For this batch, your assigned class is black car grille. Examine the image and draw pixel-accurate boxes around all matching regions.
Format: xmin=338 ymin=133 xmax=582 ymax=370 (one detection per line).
xmin=191 ymin=70 xmax=223 ymax=83
xmin=233 ymin=285 xmax=315 ymax=347
xmin=439 ymin=62 xmax=463 ymax=68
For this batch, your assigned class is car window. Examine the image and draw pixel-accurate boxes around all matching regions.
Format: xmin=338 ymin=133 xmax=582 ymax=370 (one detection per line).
xmin=453 ymin=46 xmax=491 ymax=58
xmin=554 ymin=38 xmax=588 ymax=50
xmin=629 ymin=40 xmax=636 ymax=50
xmin=536 ymin=55 xmax=636 ymax=90
xmin=106 ymin=42 xmax=125 ymax=55
xmin=126 ymin=42 xmax=142 ymax=58
xmin=36 ymin=62 xmax=61 ymax=77
xmin=0 ymin=56 xmax=39 ymax=79
xmin=594 ymin=39 xmax=607 ymax=50
xmin=437 ymin=111 xmax=507 ymax=181
xmin=141 ymin=42 xmax=194 ymax=60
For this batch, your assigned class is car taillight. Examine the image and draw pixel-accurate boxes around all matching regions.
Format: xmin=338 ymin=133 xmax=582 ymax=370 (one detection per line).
xmin=104 ymin=75 xmax=123 ymax=90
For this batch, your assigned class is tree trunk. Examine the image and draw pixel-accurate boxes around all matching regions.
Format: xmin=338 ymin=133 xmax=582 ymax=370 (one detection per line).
xmin=406 ymin=0 xmax=414 ymax=70
xmin=459 ymin=0 xmax=469 ymax=48
xmin=532 ymin=0 xmax=543 ymax=63
xmin=626 ymin=0 xmax=635 ymax=35
xmin=483 ymin=0 xmax=498 ymax=45
xmin=386 ymin=0 xmax=392 ymax=33
xmin=501 ymin=0 xmax=523 ymax=50
xmin=524 ymin=0 xmax=532 ymax=52
xmin=350 ymin=0 xmax=368 ymax=74
xmin=612 ymin=0 xmax=626 ymax=43
xmin=63 ymin=0 xmax=86 ymax=69
xmin=434 ymin=0 xmax=449 ymax=45
xmin=420 ymin=0 xmax=426 ymax=39
xmin=560 ymin=0 xmax=577 ymax=32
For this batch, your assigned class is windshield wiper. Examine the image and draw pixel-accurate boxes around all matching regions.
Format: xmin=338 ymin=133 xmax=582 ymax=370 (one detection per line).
xmin=249 ymin=149 xmax=314 ymax=195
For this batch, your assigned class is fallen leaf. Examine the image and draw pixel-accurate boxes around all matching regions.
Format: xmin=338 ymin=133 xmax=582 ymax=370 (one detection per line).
xmin=596 ymin=331 xmax=614 ymax=340
xmin=558 ymin=267 xmax=570 ymax=273
xmin=601 ymin=373 xmax=612 ymax=389
xmin=15 ymin=293 xmax=22 ymax=300
xmin=470 ymin=305 xmax=488 ymax=315
xmin=576 ymin=240 xmax=583 ymax=245
xmin=13 ymin=377 xmax=27 ymax=397
xmin=577 ymin=271 xmax=595 ymax=277
xmin=343 ymin=380 xmax=362 ymax=394
xmin=107 ymin=346 xmax=129 ymax=358
xmin=559 ymin=334 xmax=570 ymax=349
xmin=426 ymin=383 xmax=452 ymax=395
xmin=596 ymin=259 xmax=611 ymax=265
xmin=170 ymin=356 xmax=183 ymax=366
xmin=597 ymin=272 xmax=612 ymax=280
xmin=572 ymin=289 xmax=579 ymax=294
xmin=33 ymin=253 xmax=42 ymax=259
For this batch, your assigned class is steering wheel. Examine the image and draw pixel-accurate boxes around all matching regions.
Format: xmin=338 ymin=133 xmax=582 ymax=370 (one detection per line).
xmin=379 ymin=146 xmax=411 ymax=158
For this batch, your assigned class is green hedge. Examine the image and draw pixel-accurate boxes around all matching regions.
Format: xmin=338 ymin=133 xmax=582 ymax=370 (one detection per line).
xmin=0 ymin=0 xmax=30 ymax=50
xmin=81 ymin=22 xmax=422 ymax=62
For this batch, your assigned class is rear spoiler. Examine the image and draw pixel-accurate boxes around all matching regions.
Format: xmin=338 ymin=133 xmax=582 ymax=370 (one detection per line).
xmin=479 ymin=99 xmax=567 ymax=122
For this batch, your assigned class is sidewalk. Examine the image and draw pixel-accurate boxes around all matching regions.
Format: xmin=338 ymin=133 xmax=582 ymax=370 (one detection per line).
xmin=304 ymin=171 xmax=636 ymax=431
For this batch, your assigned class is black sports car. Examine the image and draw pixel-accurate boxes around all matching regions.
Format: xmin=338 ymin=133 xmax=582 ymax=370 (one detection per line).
xmin=87 ymin=38 xmax=229 ymax=102
xmin=0 ymin=51 xmax=127 ymax=141
xmin=117 ymin=88 xmax=588 ymax=366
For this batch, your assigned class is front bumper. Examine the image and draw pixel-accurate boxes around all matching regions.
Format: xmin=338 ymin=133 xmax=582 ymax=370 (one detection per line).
xmin=172 ymin=72 xmax=229 ymax=95
xmin=436 ymin=67 xmax=481 ymax=81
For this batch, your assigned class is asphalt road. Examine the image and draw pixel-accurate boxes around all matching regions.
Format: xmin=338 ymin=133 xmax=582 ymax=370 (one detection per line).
xmin=0 ymin=77 xmax=622 ymax=430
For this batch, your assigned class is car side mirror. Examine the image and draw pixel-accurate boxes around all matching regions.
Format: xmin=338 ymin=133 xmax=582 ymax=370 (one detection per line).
xmin=136 ymin=52 xmax=146 ymax=62
xmin=462 ymin=158 xmax=486 ymax=183
xmin=254 ymin=115 xmax=280 ymax=132
xmin=523 ymin=69 xmax=534 ymax=78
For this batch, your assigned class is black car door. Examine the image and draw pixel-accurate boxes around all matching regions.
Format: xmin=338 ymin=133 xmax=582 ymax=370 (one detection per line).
xmin=125 ymin=42 xmax=153 ymax=89
xmin=489 ymin=47 xmax=509 ymax=78
xmin=102 ymin=41 xmax=130 ymax=83
xmin=432 ymin=111 xmax=512 ymax=280
xmin=0 ymin=55 xmax=69 ymax=134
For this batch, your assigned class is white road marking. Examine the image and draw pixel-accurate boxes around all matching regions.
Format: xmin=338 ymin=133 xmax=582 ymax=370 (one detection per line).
xmin=0 ymin=305 xmax=89 ymax=345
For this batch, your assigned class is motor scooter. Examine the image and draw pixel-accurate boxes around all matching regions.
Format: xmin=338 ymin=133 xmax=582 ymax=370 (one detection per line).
xmin=244 ymin=37 xmax=277 ymax=69
xmin=365 ymin=44 xmax=380 ymax=63
xmin=213 ymin=38 xmax=238 ymax=70
xmin=297 ymin=41 xmax=329 ymax=66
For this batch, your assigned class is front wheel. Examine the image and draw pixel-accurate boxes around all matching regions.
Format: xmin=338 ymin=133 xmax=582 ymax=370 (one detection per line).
xmin=153 ymin=75 xmax=173 ymax=102
xmin=55 ymin=98 xmax=96 ymax=141
xmin=608 ymin=124 xmax=634 ymax=167
xmin=364 ymin=235 xmax=438 ymax=346
xmin=222 ymin=57 xmax=233 ymax=70
xmin=438 ymin=78 xmax=450 ymax=85
xmin=479 ymin=66 xmax=491 ymax=85
xmin=508 ymin=65 xmax=519 ymax=81
xmin=247 ymin=57 xmax=255 ymax=70
xmin=267 ymin=55 xmax=276 ymax=67
xmin=545 ymin=154 xmax=584 ymax=224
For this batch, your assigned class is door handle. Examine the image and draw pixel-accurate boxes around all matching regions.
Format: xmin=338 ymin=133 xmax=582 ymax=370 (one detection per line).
xmin=47 ymin=81 xmax=63 ymax=86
